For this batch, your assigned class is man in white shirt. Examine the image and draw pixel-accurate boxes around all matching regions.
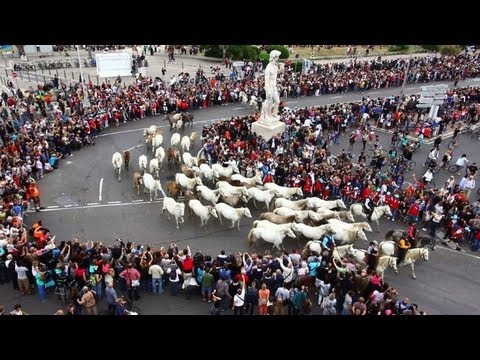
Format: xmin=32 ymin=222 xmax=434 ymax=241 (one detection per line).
xmin=456 ymin=154 xmax=469 ymax=169
xmin=232 ymin=275 xmax=246 ymax=315
xmin=463 ymin=175 xmax=476 ymax=199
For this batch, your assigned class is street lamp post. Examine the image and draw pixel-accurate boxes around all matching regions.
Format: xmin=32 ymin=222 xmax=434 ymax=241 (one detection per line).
xmin=77 ymin=45 xmax=90 ymax=107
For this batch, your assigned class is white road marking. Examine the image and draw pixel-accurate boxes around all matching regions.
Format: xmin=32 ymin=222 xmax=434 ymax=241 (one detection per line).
xmin=436 ymin=244 xmax=480 ymax=260
xmin=27 ymin=199 xmax=165 ymax=212
xmin=125 ymin=144 xmax=143 ymax=152
xmin=331 ymin=96 xmax=342 ymax=99
xmin=87 ymin=202 xmax=100 ymax=206
xmin=233 ymin=107 xmax=244 ymax=110
xmin=96 ymin=118 xmax=224 ymax=138
xmin=107 ymin=201 xmax=121 ymax=204
xmin=285 ymin=101 xmax=297 ymax=104
xmin=98 ymin=178 xmax=104 ymax=202
xmin=46 ymin=205 xmax=60 ymax=209
xmin=132 ymin=199 xmax=144 ymax=202
xmin=404 ymin=87 xmax=416 ymax=90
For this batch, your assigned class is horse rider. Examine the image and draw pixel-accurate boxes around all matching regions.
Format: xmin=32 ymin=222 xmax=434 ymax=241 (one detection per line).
xmin=366 ymin=240 xmax=379 ymax=271
xmin=365 ymin=191 xmax=379 ymax=222
xmin=398 ymin=236 xmax=412 ymax=264
xmin=321 ymin=232 xmax=336 ymax=253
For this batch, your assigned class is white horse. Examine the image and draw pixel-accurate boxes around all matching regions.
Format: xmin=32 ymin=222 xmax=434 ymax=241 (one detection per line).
xmin=188 ymin=199 xmax=218 ymax=231
xmin=378 ymin=241 xmax=429 ymax=279
xmin=162 ymin=197 xmax=185 ymax=230
xmin=231 ymin=172 xmax=263 ymax=186
xmin=151 ymin=134 xmax=163 ymax=155
xmin=316 ymin=208 xmax=355 ymax=222
xmin=138 ymin=154 xmax=148 ymax=174
xmin=149 ymin=158 xmax=160 ymax=179
xmin=350 ymin=204 xmax=392 ymax=232
xmin=216 ymin=181 xmax=248 ymax=198
xmin=182 ymin=152 xmax=199 ymax=168
xmin=214 ymin=203 xmax=252 ymax=230
xmin=273 ymin=208 xmax=323 ymax=223
xmin=175 ymin=119 xmax=184 ymax=132
xmin=327 ymin=218 xmax=373 ymax=233
xmin=112 ymin=152 xmax=122 ymax=182
xmin=196 ymin=185 xmax=221 ymax=205
xmin=175 ymin=173 xmax=202 ymax=191
xmin=212 ymin=163 xmax=240 ymax=178
xmin=306 ymin=198 xmax=347 ymax=210
xmin=171 ymin=133 xmax=181 ymax=148
xmin=181 ymin=135 xmax=191 ymax=152
xmin=375 ymin=256 xmax=398 ymax=280
xmin=199 ymin=163 xmax=215 ymax=184
xmin=247 ymin=226 xmax=296 ymax=251
xmin=144 ymin=125 xmax=157 ymax=137
xmin=274 ymin=198 xmax=308 ymax=210
xmin=155 ymin=146 xmax=165 ymax=171
xmin=263 ymin=183 xmax=303 ymax=199
xmin=325 ymin=219 xmax=370 ymax=245
xmin=332 ymin=244 xmax=357 ymax=262
xmin=247 ymin=188 xmax=277 ymax=211
xmin=143 ymin=173 xmax=165 ymax=202
xmin=291 ymin=223 xmax=335 ymax=241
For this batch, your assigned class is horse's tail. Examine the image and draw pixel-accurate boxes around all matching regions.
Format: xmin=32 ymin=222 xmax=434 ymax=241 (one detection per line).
xmin=247 ymin=228 xmax=256 ymax=248
xmin=385 ymin=229 xmax=395 ymax=240
xmin=252 ymin=220 xmax=259 ymax=228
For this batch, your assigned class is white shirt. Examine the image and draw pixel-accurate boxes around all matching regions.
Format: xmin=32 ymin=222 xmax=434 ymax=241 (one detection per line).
xmin=464 ymin=179 xmax=476 ymax=190
xmin=423 ymin=170 xmax=433 ymax=182
xmin=456 ymin=157 xmax=469 ymax=167
xmin=233 ymin=288 xmax=245 ymax=307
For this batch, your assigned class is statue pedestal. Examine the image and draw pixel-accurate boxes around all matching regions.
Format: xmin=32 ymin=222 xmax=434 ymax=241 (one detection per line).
xmin=251 ymin=120 xmax=285 ymax=141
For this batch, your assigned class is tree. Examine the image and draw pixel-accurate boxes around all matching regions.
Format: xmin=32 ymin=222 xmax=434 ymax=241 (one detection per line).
xmin=199 ymin=45 xmax=223 ymax=58
xmin=439 ymin=45 xmax=461 ymax=56
xmin=265 ymin=45 xmax=289 ymax=59
xmin=422 ymin=45 xmax=440 ymax=52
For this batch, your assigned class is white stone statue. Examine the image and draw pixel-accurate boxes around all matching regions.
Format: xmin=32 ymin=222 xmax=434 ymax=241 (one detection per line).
xmin=259 ymin=50 xmax=283 ymax=124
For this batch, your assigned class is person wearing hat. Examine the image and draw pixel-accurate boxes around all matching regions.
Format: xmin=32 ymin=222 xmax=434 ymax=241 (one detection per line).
xmin=366 ymin=240 xmax=379 ymax=270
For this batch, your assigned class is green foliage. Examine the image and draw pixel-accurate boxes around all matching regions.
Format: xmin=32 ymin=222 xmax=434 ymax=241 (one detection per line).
xmin=422 ymin=45 xmax=440 ymax=52
xmin=439 ymin=45 xmax=461 ymax=56
xmin=200 ymin=45 xmax=223 ymax=58
xmin=388 ymin=45 xmax=410 ymax=52
xmin=226 ymin=45 xmax=260 ymax=61
xmin=265 ymin=45 xmax=290 ymax=59
xmin=258 ymin=51 xmax=269 ymax=68
xmin=291 ymin=60 xmax=303 ymax=72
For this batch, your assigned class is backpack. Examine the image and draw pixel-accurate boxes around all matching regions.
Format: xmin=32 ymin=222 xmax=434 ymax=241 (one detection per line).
xmin=169 ymin=268 xmax=177 ymax=281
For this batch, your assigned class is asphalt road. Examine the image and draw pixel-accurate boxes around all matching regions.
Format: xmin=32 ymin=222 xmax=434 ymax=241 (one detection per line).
xmin=3 ymin=78 xmax=480 ymax=315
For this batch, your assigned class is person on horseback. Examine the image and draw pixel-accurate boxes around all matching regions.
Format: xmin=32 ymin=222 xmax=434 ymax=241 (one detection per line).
xmin=365 ymin=191 xmax=378 ymax=222
xmin=398 ymin=236 xmax=411 ymax=264
xmin=321 ymin=233 xmax=335 ymax=253
xmin=366 ymin=240 xmax=379 ymax=270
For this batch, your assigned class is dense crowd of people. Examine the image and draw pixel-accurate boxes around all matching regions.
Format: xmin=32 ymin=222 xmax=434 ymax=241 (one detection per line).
xmin=0 ymin=52 xmax=480 ymax=315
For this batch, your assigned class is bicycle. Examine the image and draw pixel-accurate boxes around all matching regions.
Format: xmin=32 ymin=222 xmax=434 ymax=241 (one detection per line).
xmin=423 ymin=159 xmax=440 ymax=174
xmin=448 ymin=164 xmax=465 ymax=174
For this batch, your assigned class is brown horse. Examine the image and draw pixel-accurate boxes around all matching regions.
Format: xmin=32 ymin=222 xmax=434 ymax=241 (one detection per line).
xmin=181 ymin=112 xmax=194 ymax=127
xmin=123 ymin=150 xmax=130 ymax=171
xmin=167 ymin=147 xmax=181 ymax=170
xmin=167 ymin=180 xmax=182 ymax=200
